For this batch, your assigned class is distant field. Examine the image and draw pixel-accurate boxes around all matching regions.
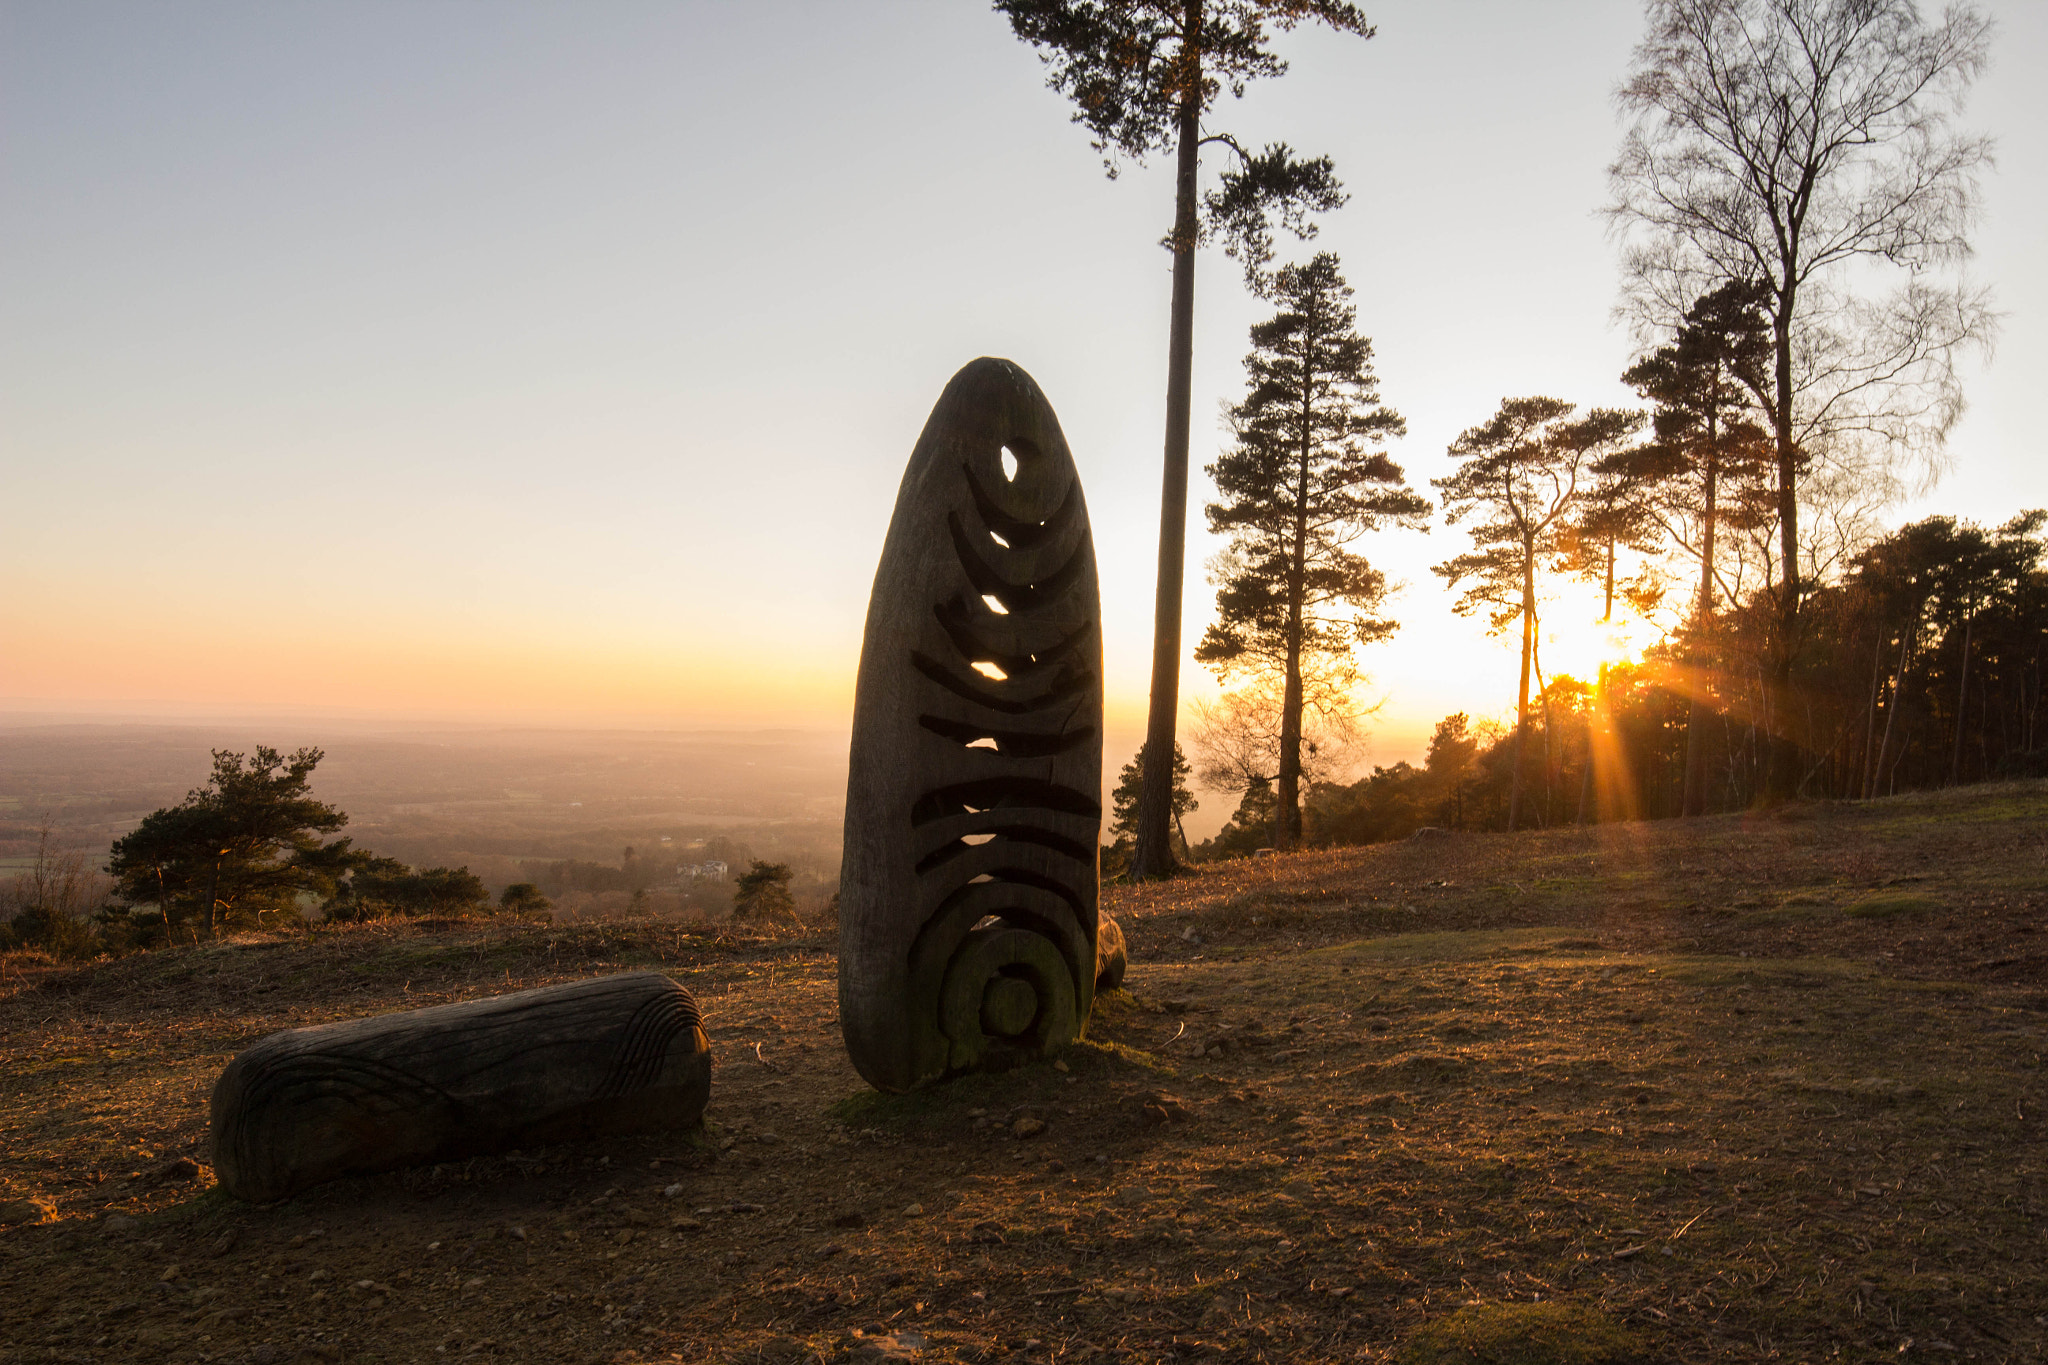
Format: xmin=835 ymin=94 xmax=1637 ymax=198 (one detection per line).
xmin=0 ymin=720 xmax=852 ymax=887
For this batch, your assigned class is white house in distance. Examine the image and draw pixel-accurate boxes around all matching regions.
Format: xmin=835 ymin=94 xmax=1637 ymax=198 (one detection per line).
xmin=678 ymin=861 xmax=728 ymax=880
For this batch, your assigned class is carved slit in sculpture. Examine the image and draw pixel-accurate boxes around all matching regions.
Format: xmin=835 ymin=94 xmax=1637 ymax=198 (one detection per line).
xmin=916 ymin=714 xmax=1095 ymax=758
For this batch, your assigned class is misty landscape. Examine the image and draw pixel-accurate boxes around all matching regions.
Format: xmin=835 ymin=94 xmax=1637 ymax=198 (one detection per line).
xmin=0 ymin=722 xmax=849 ymax=922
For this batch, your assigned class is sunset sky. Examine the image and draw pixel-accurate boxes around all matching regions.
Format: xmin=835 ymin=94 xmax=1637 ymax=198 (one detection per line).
xmin=5 ymin=1 xmax=2044 ymax=800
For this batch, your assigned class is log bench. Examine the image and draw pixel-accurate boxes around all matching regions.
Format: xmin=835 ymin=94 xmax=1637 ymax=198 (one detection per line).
xmin=210 ymin=971 xmax=711 ymax=1202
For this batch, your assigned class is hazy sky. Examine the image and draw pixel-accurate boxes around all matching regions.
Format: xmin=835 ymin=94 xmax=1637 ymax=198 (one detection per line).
xmin=5 ymin=1 xmax=2043 ymax=791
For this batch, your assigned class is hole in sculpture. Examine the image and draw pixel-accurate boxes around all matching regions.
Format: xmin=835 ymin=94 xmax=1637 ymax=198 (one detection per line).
xmin=971 ymin=661 xmax=1008 ymax=681
xmin=981 ymin=594 xmax=1010 ymax=616
xmin=969 ymin=874 xmax=995 ymax=884
xmin=989 ymin=530 xmax=1012 ymax=549
xmin=962 ymin=833 xmax=996 ymax=846
xmin=1000 ymin=446 xmax=1019 ymax=482
xmin=966 ymin=737 xmax=999 ymax=751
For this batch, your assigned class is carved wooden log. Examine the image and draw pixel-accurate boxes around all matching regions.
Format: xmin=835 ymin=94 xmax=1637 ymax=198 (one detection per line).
xmin=842 ymin=357 xmax=1105 ymax=1093
xmin=1095 ymin=912 xmax=1128 ymax=992
xmin=210 ymin=972 xmax=710 ymax=1202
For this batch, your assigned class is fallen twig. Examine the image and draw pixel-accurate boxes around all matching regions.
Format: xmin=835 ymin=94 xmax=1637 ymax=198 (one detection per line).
xmin=752 ymin=1041 xmax=786 ymax=1073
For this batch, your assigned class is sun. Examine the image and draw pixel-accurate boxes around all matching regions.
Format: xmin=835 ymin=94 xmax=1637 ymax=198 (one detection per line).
xmin=1532 ymin=581 xmax=1657 ymax=685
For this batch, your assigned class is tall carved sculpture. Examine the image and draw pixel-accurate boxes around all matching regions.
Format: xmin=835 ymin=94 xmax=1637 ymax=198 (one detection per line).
xmin=842 ymin=358 xmax=1107 ymax=1093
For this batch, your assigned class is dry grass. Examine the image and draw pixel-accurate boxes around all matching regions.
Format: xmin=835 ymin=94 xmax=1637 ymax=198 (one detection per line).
xmin=1 ymin=784 xmax=2044 ymax=1364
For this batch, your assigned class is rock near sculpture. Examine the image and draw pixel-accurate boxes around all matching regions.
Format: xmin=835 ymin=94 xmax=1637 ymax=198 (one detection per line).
xmin=210 ymin=971 xmax=710 ymax=1202
xmin=841 ymin=357 xmax=1114 ymax=1093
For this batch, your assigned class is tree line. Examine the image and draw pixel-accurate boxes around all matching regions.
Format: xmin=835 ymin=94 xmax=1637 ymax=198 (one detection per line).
xmin=1007 ymin=0 xmax=1999 ymax=865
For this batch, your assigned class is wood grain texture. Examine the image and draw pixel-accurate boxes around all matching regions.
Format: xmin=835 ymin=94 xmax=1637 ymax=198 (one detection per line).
xmin=842 ymin=357 xmax=1105 ymax=1093
xmin=210 ymin=972 xmax=710 ymax=1202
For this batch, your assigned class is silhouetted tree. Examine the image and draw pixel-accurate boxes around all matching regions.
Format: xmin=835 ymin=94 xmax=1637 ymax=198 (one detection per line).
xmin=1108 ymin=743 xmax=1198 ymax=858
xmin=1610 ymin=0 xmax=1996 ymax=798
xmin=731 ymin=860 xmax=797 ymax=925
xmin=1196 ymin=252 xmax=1424 ymax=848
xmin=339 ymin=862 xmax=490 ymax=919
xmin=109 ymin=747 xmax=350 ymax=937
xmin=1433 ymin=401 xmax=1643 ymax=830
xmin=499 ymin=882 xmax=554 ymax=917
xmin=1615 ymin=278 xmax=1776 ymax=813
xmin=999 ymin=0 xmax=1376 ymax=879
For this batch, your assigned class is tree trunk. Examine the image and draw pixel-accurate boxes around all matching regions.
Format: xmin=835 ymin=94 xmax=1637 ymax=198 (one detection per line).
xmin=1533 ymin=634 xmax=1554 ymax=828
xmin=1871 ymin=628 xmax=1912 ymax=799
xmin=1858 ymin=633 xmax=1885 ymax=800
xmin=1275 ymin=347 xmax=1313 ymax=851
xmin=1130 ymin=8 xmax=1204 ymax=881
xmin=1765 ymin=295 xmax=1802 ymax=802
xmin=1578 ymin=661 xmax=1605 ymax=825
xmin=1508 ymin=535 xmax=1535 ymax=832
xmin=1680 ymin=443 xmax=1719 ymax=817
xmin=1950 ymin=611 xmax=1974 ymax=786
xmin=204 ymin=856 xmax=222 ymax=940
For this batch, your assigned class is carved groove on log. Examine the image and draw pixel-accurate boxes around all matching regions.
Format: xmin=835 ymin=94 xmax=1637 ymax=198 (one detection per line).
xmin=841 ymin=358 xmax=1105 ymax=1092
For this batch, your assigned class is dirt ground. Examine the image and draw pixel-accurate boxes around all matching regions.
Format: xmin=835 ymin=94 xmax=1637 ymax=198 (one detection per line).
xmin=2 ymin=783 xmax=2044 ymax=1364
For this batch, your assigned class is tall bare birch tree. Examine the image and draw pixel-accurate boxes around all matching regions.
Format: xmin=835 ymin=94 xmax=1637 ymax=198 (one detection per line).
xmin=1607 ymin=0 xmax=1995 ymax=799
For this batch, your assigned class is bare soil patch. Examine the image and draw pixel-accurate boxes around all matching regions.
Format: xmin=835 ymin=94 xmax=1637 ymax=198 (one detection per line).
xmin=2 ymin=784 xmax=2044 ymax=1363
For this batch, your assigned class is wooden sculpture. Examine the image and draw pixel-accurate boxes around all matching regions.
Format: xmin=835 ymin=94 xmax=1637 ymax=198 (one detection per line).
xmin=210 ymin=972 xmax=711 ymax=1202
xmin=841 ymin=357 xmax=1115 ymax=1093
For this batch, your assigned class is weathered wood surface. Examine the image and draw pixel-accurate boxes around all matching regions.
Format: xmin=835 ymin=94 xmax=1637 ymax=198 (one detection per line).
xmin=842 ymin=357 xmax=1105 ymax=1093
xmin=210 ymin=972 xmax=710 ymax=1202
xmin=1095 ymin=913 xmax=1128 ymax=992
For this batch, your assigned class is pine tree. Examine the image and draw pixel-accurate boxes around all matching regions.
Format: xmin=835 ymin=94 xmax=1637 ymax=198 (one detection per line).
xmin=1108 ymin=743 xmax=1197 ymax=856
xmin=1614 ymin=278 xmax=1775 ymax=815
xmin=998 ymin=0 xmax=1376 ymax=878
xmin=1196 ymin=252 xmax=1426 ymax=848
xmin=108 ymin=746 xmax=351 ymax=938
xmin=1433 ymin=401 xmax=1642 ymax=831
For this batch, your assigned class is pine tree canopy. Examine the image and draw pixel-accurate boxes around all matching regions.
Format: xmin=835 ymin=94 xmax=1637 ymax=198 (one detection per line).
xmin=1197 ymin=252 xmax=1427 ymax=680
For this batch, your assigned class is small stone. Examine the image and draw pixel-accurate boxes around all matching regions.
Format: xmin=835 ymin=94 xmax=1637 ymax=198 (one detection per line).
xmin=0 ymin=1198 xmax=50 ymax=1226
xmin=160 ymin=1264 xmax=183 ymax=1282
xmin=1011 ymin=1117 xmax=1046 ymax=1139
xmin=1138 ymin=1091 xmax=1188 ymax=1125
xmin=1052 ymin=1059 xmax=1069 ymax=1073
xmin=663 ymin=1183 xmax=685 ymax=1199
xmin=670 ymin=1217 xmax=704 ymax=1231
xmin=464 ymin=1275 xmax=488 ymax=1289
xmin=307 ymin=1268 xmax=331 ymax=1283
xmin=901 ymin=1203 xmax=924 ymax=1216
xmin=507 ymin=1225 xmax=527 ymax=1241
